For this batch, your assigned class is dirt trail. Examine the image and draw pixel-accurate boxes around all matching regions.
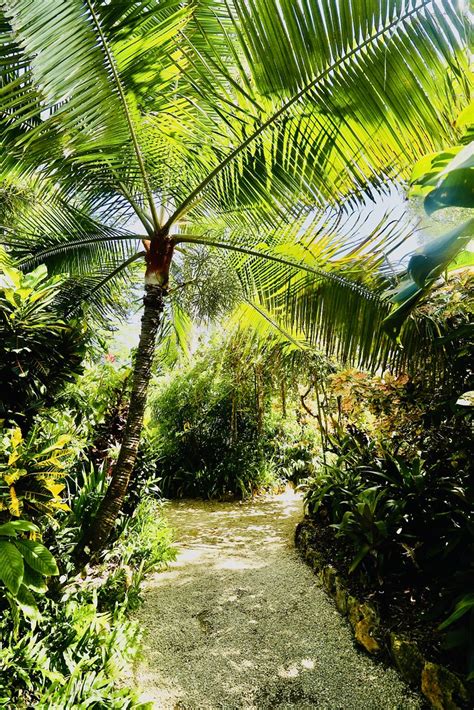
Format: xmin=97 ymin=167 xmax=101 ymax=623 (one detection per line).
xmin=131 ymin=489 xmax=422 ymax=709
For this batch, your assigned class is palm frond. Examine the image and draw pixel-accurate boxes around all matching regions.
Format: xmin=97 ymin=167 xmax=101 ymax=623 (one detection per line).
xmin=1 ymin=185 xmax=141 ymax=275
xmin=53 ymin=257 xmax=142 ymax=323
xmin=164 ymin=0 xmax=469 ymax=228
xmin=3 ymin=0 xmax=127 ymax=147
xmin=1 ymin=0 xmax=193 ymax=224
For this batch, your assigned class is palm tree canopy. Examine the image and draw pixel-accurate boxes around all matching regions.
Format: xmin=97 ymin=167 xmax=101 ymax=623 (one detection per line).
xmin=0 ymin=0 xmax=471 ymax=367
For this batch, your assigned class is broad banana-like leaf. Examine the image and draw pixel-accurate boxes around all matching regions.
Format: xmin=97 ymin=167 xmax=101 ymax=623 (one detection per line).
xmin=383 ymin=218 xmax=474 ymax=336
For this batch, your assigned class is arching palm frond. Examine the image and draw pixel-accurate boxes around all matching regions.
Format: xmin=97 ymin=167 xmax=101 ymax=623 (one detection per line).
xmin=230 ymin=265 xmax=463 ymax=380
xmin=1 ymin=0 xmax=193 ymax=230
xmin=0 ymin=174 xmax=140 ymax=273
xmin=163 ymin=0 xmax=469 ymax=228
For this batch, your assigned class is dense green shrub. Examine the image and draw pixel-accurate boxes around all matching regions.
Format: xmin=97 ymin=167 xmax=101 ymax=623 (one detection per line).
xmin=303 ymin=278 xmax=474 ymax=677
xmin=307 ymin=441 xmax=472 ymax=579
xmin=0 ymin=266 xmax=87 ymax=433
xmin=0 ymin=493 xmax=174 ymax=708
xmin=144 ymin=338 xmax=318 ymax=499
xmin=147 ymin=342 xmax=278 ymax=498
xmin=0 ymin=590 xmax=148 ymax=709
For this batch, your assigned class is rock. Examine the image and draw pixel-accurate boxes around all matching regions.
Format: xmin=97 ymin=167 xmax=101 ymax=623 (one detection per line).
xmin=354 ymin=616 xmax=381 ymax=654
xmin=421 ymin=662 xmax=469 ymax=710
xmin=347 ymin=595 xmax=363 ymax=629
xmin=351 ymin=603 xmax=381 ymax=654
xmin=334 ymin=579 xmax=348 ymax=615
xmin=321 ymin=565 xmax=337 ymax=596
xmin=389 ymin=634 xmax=423 ymax=687
xmin=305 ymin=548 xmax=323 ymax=571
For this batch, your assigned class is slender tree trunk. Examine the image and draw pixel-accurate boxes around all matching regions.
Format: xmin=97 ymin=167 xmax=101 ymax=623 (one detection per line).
xmin=75 ymin=283 xmax=165 ymax=564
xmin=255 ymin=365 xmax=264 ymax=436
xmin=280 ymin=379 xmax=287 ymax=418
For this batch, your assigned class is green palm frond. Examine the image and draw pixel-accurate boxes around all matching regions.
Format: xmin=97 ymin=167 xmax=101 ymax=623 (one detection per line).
xmin=1 ymin=0 xmax=193 ymax=225
xmin=237 ymin=266 xmax=460 ymax=379
xmin=53 ymin=256 xmax=143 ymax=322
xmin=232 ymin=298 xmax=309 ymax=353
xmin=1 ymin=181 xmax=140 ymax=275
xmin=3 ymin=0 xmax=127 ymax=146
xmin=164 ymin=0 xmax=469 ymax=228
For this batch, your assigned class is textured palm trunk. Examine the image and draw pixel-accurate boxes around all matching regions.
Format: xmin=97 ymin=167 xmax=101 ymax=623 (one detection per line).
xmin=280 ymin=379 xmax=287 ymax=418
xmin=75 ymin=238 xmax=174 ymax=565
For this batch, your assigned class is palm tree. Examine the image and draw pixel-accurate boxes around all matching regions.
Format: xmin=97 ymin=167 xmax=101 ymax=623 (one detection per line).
xmin=0 ymin=0 xmax=469 ymax=559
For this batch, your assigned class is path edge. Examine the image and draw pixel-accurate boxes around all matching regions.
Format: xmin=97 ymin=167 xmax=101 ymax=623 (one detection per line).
xmin=295 ymin=519 xmax=472 ymax=710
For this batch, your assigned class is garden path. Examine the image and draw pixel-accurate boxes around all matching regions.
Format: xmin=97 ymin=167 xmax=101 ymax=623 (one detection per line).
xmin=130 ymin=488 xmax=422 ymax=709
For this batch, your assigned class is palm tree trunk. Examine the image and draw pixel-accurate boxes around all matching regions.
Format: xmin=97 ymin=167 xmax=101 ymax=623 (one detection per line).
xmin=75 ymin=283 xmax=165 ymax=564
xmin=280 ymin=379 xmax=287 ymax=418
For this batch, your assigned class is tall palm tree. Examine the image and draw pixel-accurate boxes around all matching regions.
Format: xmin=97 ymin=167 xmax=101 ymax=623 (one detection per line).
xmin=0 ymin=0 xmax=469 ymax=558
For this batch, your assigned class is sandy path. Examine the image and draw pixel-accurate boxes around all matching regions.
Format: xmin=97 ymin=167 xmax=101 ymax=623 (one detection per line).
xmin=131 ymin=489 xmax=422 ymax=709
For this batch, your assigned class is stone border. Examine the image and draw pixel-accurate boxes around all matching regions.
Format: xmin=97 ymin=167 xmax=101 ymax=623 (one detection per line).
xmin=295 ymin=520 xmax=471 ymax=710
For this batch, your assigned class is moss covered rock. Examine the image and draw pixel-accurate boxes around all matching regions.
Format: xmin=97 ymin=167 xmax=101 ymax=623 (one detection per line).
xmin=390 ymin=633 xmax=424 ymax=687
xmin=421 ymin=662 xmax=469 ymax=710
xmin=334 ymin=578 xmax=348 ymax=615
xmin=321 ymin=565 xmax=337 ymax=595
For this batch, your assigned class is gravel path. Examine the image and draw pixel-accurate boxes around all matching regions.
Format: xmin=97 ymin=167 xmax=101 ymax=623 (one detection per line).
xmin=131 ymin=489 xmax=422 ymax=709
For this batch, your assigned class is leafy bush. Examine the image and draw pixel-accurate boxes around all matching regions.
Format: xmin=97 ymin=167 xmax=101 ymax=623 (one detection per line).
xmin=306 ymin=436 xmax=473 ymax=581
xmin=122 ymin=438 xmax=162 ymax=517
xmin=0 ymin=494 xmax=174 ymax=707
xmin=269 ymin=417 xmax=320 ymax=485
xmin=97 ymin=498 xmax=176 ymax=614
xmin=0 ymin=519 xmax=58 ymax=626
xmin=0 ymin=426 xmax=73 ymax=521
xmin=0 ymin=266 xmax=87 ymax=433
xmin=0 ymin=589 xmax=149 ymax=709
xmin=147 ymin=342 xmax=282 ymax=498
xmin=303 ymin=277 xmax=473 ymax=675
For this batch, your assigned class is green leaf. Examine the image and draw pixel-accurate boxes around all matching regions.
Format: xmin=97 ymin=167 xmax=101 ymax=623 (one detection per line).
xmin=425 ymin=168 xmax=474 ymax=214
xmin=0 ymin=523 xmax=19 ymax=537
xmin=437 ymin=143 xmax=474 ymax=178
xmin=349 ymin=543 xmax=371 ymax=573
xmin=0 ymin=520 xmax=39 ymax=535
xmin=23 ymin=564 xmax=48 ymax=593
xmin=409 ymin=219 xmax=474 ymax=287
xmin=0 ymin=540 xmax=24 ymax=595
xmin=456 ymin=101 xmax=474 ymax=128
xmin=13 ymin=539 xmax=59 ymax=577
xmin=16 ymin=583 xmax=41 ymax=621
xmin=439 ymin=594 xmax=474 ymax=630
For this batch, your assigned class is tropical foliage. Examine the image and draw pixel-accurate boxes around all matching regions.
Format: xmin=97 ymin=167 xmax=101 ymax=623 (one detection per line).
xmin=0 ymin=426 xmax=73 ymax=522
xmin=145 ymin=334 xmax=317 ymax=498
xmin=0 ymin=266 xmax=87 ymax=433
xmin=0 ymin=0 xmax=470 ymax=553
xmin=0 ymin=518 xmax=58 ymax=625
xmin=302 ymin=275 xmax=473 ymax=678
xmin=0 ymin=494 xmax=173 ymax=708
xmin=0 ymin=0 xmax=472 ymax=701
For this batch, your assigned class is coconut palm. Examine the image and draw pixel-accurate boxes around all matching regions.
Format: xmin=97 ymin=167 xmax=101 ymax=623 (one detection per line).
xmin=0 ymin=0 xmax=469 ymax=558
